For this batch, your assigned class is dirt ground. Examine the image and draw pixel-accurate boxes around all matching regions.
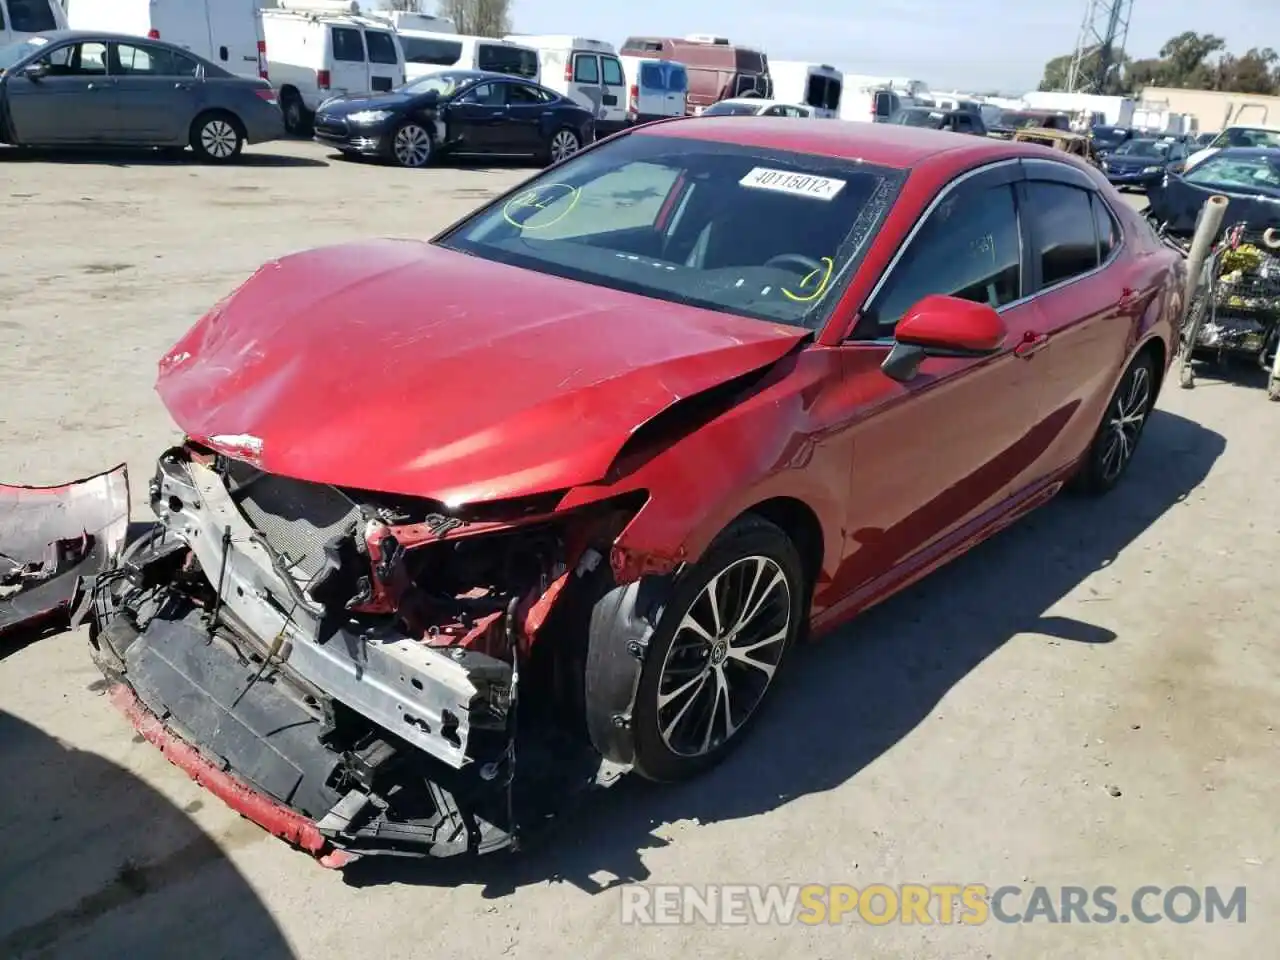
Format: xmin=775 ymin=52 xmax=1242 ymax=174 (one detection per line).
xmin=1 ymin=140 xmax=1276 ymax=959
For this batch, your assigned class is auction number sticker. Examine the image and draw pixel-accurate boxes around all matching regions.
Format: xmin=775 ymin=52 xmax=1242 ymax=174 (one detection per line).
xmin=739 ymin=167 xmax=846 ymax=200
xmin=502 ymin=183 xmax=580 ymax=230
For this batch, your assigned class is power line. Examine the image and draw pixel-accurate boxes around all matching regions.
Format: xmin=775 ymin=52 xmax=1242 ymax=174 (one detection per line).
xmin=1067 ymin=0 xmax=1134 ymax=92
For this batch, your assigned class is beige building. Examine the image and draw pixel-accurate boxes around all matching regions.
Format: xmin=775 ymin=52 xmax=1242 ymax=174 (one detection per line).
xmin=1138 ymin=86 xmax=1280 ymax=131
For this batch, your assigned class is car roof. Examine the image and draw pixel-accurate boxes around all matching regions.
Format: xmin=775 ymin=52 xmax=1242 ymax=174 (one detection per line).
xmin=24 ymin=29 xmax=175 ymax=44
xmin=638 ymin=117 xmax=1028 ymax=168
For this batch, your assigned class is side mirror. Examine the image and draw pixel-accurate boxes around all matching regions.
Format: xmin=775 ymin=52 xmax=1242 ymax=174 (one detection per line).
xmin=881 ymin=294 xmax=1008 ymax=383
xmin=22 ymin=61 xmax=49 ymax=80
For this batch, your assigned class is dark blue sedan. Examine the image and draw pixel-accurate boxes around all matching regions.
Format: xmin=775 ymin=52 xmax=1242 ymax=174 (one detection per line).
xmin=1101 ymin=137 xmax=1189 ymax=190
xmin=313 ymin=69 xmax=596 ymax=168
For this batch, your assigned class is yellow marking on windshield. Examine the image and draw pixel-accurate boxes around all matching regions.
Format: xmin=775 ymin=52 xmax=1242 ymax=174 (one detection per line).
xmin=781 ymin=257 xmax=834 ymax=303
xmin=502 ymin=183 xmax=581 ymax=230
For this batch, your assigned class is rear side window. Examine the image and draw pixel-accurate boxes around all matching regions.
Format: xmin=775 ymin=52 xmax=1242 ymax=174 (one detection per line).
xmin=804 ymin=75 xmax=825 ymax=109
xmin=1025 ymin=181 xmax=1099 ymax=286
xmin=863 ymin=183 xmax=1022 ymax=332
xmin=667 ymin=64 xmax=688 ymax=92
xmin=573 ymin=53 xmax=598 ymax=83
xmin=114 ymin=43 xmax=198 ymax=78
xmin=400 ymin=36 xmax=462 ymax=65
xmin=874 ymin=90 xmax=896 ymax=118
xmin=331 ymin=27 xmax=364 ymax=62
xmin=477 ymin=43 xmax=538 ymax=78
xmin=639 ymin=62 xmax=663 ymax=89
xmin=8 ymin=0 xmax=58 ymax=32
xmin=601 ymin=56 xmax=623 ymax=86
xmin=1092 ymin=194 xmax=1119 ymax=261
xmin=365 ymin=31 xmax=399 ymax=65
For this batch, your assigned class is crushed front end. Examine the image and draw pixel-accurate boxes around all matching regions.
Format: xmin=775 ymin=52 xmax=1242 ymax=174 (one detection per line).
xmin=90 ymin=443 xmax=637 ymax=863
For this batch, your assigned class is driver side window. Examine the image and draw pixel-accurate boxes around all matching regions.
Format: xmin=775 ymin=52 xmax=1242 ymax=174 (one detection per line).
xmin=38 ymin=42 xmax=108 ymax=76
xmin=858 ymin=181 xmax=1022 ymax=336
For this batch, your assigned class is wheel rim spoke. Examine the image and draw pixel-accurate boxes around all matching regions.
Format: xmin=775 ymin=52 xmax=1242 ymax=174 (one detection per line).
xmin=1100 ymin=366 xmax=1149 ymax=481
xmin=657 ymin=554 xmax=792 ymax=758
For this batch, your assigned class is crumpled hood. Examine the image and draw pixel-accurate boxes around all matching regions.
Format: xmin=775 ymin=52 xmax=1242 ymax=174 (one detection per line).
xmin=156 ymin=240 xmax=806 ymax=504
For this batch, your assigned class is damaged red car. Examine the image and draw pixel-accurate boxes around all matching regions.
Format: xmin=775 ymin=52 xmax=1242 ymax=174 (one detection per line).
xmin=61 ymin=119 xmax=1182 ymax=863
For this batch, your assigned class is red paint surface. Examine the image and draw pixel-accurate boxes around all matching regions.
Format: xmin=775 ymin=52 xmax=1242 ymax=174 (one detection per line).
xmin=154 ymin=121 xmax=1180 ymax=636
xmin=108 ymin=684 xmax=353 ymax=869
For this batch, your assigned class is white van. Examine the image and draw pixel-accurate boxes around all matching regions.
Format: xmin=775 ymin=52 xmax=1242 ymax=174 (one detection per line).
xmin=1 ymin=0 xmax=68 ymax=46
xmin=261 ymin=0 xmax=404 ymax=133
xmin=63 ymin=0 xmax=266 ymax=80
xmin=506 ymin=34 xmax=627 ymax=136
xmin=397 ymin=32 xmax=539 ymax=84
xmin=619 ymin=56 xmax=686 ymax=125
xmin=767 ymin=61 xmax=842 ymax=118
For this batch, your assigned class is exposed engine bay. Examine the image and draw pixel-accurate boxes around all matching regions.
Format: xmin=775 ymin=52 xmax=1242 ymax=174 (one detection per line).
xmin=82 ymin=443 xmax=651 ymax=862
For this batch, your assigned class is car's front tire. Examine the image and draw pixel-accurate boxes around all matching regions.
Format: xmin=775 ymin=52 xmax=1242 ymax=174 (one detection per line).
xmin=623 ymin=515 xmax=806 ymax=782
xmin=546 ymin=127 xmax=581 ymax=165
xmin=1071 ymin=350 xmax=1157 ymax=496
xmin=388 ymin=121 xmax=433 ymax=168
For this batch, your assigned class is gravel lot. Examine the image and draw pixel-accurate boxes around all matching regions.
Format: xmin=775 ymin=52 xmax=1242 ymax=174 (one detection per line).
xmin=1 ymin=140 xmax=1277 ymax=960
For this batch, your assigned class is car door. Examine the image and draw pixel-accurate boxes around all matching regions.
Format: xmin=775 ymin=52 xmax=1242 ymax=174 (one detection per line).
xmin=327 ymin=25 xmax=367 ymax=97
xmin=570 ymin=51 xmax=602 ymax=121
xmin=445 ymin=80 xmax=507 ymax=151
xmin=663 ymin=63 xmax=688 ymax=117
xmin=598 ymin=53 xmax=625 ymax=132
xmin=1015 ymin=160 xmax=1147 ymax=480
xmin=4 ymin=39 xmax=119 ymax=144
xmin=830 ymin=161 xmax=1052 ymax=595
xmin=108 ymin=42 xmax=200 ymax=143
xmin=499 ymin=81 xmax=553 ymax=153
xmin=362 ymin=29 xmax=400 ymax=93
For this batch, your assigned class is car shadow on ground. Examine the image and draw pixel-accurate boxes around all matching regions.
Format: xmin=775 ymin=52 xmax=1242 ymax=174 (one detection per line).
xmin=324 ymin=149 xmax=539 ymax=174
xmin=341 ymin=408 xmax=1226 ymax=896
xmin=0 ymin=146 xmax=327 ymax=168
xmin=0 ymin=708 xmax=294 ymax=960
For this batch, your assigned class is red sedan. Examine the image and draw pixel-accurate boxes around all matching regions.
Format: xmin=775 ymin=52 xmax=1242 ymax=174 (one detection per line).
xmin=70 ymin=118 xmax=1182 ymax=863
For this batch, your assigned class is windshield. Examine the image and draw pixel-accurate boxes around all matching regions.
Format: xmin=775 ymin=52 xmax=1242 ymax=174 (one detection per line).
xmin=893 ymin=109 xmax=941 ymax=127
xmin=0 ymin=37 xmax=48 ymax=71
xmin=702 ymin=101 xmax=760 ymax=116
xmin=1211 ymin=128 xmax=1280 ymax=149
xmin=1115 ymin=139 xmax=1166 ymax=158
xmin=400 ymin=72 xmax=470 ymax=96
xmin=1184 ymin=153 xmax=1280 ymax=192
xmin=437 ymin=134 xmax=906 ymax=330
xmin=1092 ymin=126 xmax=1129 ymax=145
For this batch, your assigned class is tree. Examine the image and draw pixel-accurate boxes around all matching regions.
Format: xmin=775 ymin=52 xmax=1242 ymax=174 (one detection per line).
xmin=1037 ymin=31 xmax=1280 ymax=95
xmin=1215 ymin=48 xmax=1279 ymax=95
xmin=437 ymin=0 xmax=511 ymax=36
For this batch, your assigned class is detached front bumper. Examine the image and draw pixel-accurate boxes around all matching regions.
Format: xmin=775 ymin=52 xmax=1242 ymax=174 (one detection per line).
xmin=94 ymin=609 xmax=511 ymax=863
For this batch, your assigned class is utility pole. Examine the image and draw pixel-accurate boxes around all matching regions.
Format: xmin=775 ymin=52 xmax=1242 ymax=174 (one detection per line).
xmin=1066 ymin=0 xmax=1134 ymax=92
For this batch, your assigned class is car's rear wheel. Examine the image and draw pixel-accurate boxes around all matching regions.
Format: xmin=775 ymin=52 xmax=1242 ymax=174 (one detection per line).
xmin=547 ymin=127 xmax=581 ymax=165
xmin=281 ymin=90 xmax=312 ymax=136
xmin=1071 ymin=351 xmax=1156 ymax=496
xmin=627 ymin=515 xmax=806 ymax=782
xmin=389 ymin=121 xmax=433 ymax=168
xmin=190 ymin=112 xmax=244 ymax=163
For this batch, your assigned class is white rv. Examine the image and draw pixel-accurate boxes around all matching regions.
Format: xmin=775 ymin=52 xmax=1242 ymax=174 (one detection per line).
xmin=767 ymin=61 xmax=842 ymax=118
xmin=0 ymin=0 xmax=67 ymax=47
xmin=260 ymin=0 xmax=404 ymax=133
xmin=505 ymin=35 xmax=627 ymax=135
xmin=396 ymin=31 xmax=539 ymax=83
xmin=63 ymin=0 xmax=265 ymax=79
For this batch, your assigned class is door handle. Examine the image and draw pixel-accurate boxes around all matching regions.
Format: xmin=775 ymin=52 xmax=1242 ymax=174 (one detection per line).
xmin=1014 ymin=332 xmax=1049 ymax=358
xmin=174 ymin=82 xmax=192 ymax=90
xmin=86 ymin=82 xmax=99 ymax=90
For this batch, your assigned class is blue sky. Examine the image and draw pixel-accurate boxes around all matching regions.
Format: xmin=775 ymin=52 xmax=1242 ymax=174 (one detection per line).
xmin=505 ymin=0 xmax=1278 ymax=94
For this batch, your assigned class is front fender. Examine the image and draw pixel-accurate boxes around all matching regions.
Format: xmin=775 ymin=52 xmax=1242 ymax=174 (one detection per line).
xmin=607 ymin=350 xmax=846 ymax=587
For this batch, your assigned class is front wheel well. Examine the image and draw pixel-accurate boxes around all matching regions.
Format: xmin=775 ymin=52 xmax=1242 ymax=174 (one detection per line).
xmin=734 ymin=496 xmax=823 ymax=591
